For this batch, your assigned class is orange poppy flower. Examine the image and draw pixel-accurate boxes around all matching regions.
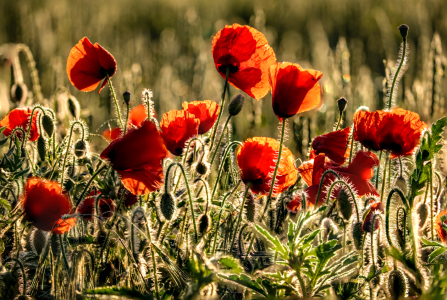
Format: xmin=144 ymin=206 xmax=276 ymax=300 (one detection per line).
xmin=53 ymin=217 xmax=76 ymax=234
xmin=66 ymin=37 xmax=117 ymax=93
xmin=160 ymin=110 xmax=200 ymax=156
xmin=182 ymin=100 xmax=220 ymax=134
xmin=312 ymin=127 xmax=351 ymax=165
xmin=354 ymin=108 xmax=426 ymax=158
xmin=288 ymin=151 xmax=379 ymax=212
xmin=21 ymin=178 xmax=74 ymax=232
xmin=102 ymin=104 xmax=149 ymax=142
xmin=101 ymin=120 xmax=168 ymax=195
xmin=268 ymin=62 xmax=322 ymax=119
xmin=76 ymin=190 xmax=115 ymax=221
xmin=435 ymin=209 xmax=447 ymax=244
xmin=362 ymin=202 xmax=384 ymax=232
xmin=236 ymin=137 xmax=298 ymax=196
xmin=212 ymin=24 xmax=276 ymax=100
xmin=0 ymin=107 xmax=40 ymax=141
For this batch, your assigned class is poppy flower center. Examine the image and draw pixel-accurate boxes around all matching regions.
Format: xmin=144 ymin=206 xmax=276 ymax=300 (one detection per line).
xmin=380 ymin=142 xmax=402 ymax=153
xmin=99 ymin=67 xmax=115 ymax=78
xmin=218 ymin=63 xmax=239 ymax=74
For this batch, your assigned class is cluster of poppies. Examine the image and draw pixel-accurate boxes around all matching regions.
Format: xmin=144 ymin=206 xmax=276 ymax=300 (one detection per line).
xmin=0 ymin=23 xmax=432 ymax=240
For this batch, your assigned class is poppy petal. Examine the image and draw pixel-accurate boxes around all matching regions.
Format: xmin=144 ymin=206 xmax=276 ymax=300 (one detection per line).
xmin=182 ymin=100 xmax=220 ymax=134
xmin=312 ymin=127 xmax=351 ymax=165
xmin=118 ymin=164 xmax=164 ymax=195
xmin=160 ymin=110 xmax=200 ymax=156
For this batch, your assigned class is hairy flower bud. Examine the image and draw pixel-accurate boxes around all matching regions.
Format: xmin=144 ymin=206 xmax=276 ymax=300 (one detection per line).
xmin=195 ymin=161 xmax=210 ymax=176
xmin=199 ymin=213 xmax=210 ymax=235
xmin=337 ymin=189 xmax=352 ymax=220
xmin=228 ymin=94 xmax=245 ymax=116
xmin=388 ymin=269 xmax=408 ymax=299
xmin=67 ymin=95 xmax=80 ymax=119
xmin=74 ymin=139 xmax=88 ymax=159
xmin=37 ymin=136 xmax=46 ymax=161
xmin=337 ymin=97 xmax=348 ymax=115
xmin=352 ymin=221 xmax=363 ymax=250
xmin=417 ymin=202 xmax=428 ymax=229
xmin=394 ymin=176 xmax=407 ymax=195
xmin=123 ymin=91 xmax=131 ymax=105
xmin=160 ymin=193 xmax=176 ymax=221
xmin=10 ymin=82 xmax=28 ymax=103
xmin=41 ymin=114 xmax=54 ymax=137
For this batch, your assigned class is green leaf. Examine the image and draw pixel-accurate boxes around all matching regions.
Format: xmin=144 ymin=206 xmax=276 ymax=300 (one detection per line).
xmin=421 ymin=238 xmax=445 ymax=248
xmin=0 ymin=198 xmax=11 ymax=211
xmin=429 ymin=247 xmax=447 ymax=263
xmin=218 ymin=274 xmax=267 ymax=297
xmin=287 ymin=220 xmax=294 ymax=247
xmin=0 ymin=137 xmax=9 ymax=146
xmin=300 ymin=229 xmax=323 ymax=247
xmin=218 ymin=257 xmax=243 ymax=274
xmin=0 ymin=126 xmax=6 ymax=133
xmin=255 ymin=224 xmax=288 ymax=258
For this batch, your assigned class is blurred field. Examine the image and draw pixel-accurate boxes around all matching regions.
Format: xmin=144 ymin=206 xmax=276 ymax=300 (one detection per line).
xmin=0 ymin=0 xmax=446 ymax=158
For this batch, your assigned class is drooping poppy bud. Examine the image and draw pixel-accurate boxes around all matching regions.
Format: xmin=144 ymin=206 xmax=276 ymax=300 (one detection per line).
xmin=159 ymin=193 xmax=176 ymax=221
xmin=41 ymin=114 xmax=55 ymax=137
xmin=74 ymin=139 xmax=88 ymax=159
xmin=199 ymin=213 xmax=210 ymax=235
xmin=10 ymin=82 xmax=28 ymax=103
xmin=228 ymin=94 xmax=245 ymax=116
xmin=123 ymin=91 xmax=131 ymax=105
xmin=417 ymin=202 xmax=428 ymax=229
xmin=37 ymin=136 xmax=46 ymax=161
xmin=387 ymin=269 xmax=408 ymax=299
xmin=337 ymin=189 xmax=353 ymax=220
xmin=398 ymin=24 xmax=409 ymax=40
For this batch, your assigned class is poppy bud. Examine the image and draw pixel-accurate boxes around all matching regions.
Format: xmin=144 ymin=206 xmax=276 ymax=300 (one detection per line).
xmin=123 ymin=91 xmax=131 ymax=105
xmin=95 ymin=230 xmax=108 ymax=246
xmin=41 ymin=114 xmax=54 ymax=137
xmin=199 ymin=213 xmax=210 ymax=235
xmin=37 ymin=136 xmax=46 ymax=161
xmin=417 ymin=202 xmax=428 ymax=229
xmin=398 ymin=24 xmax=409 ymax=40
xmin=195 ymin=161 xmax=210 ymax=176
xmin=30 ymin=229 xmax=48 ymax=255
xmin=67 ymin=95 xmax=80 ymax=119
xmin=245 ymin=192 xmax=256 ymax=223
xmin=337 ymin=189 xmax=352 ymax=220
xmin=388 ymin=269 xmax=408 ymax=299
xmin=352 ymin=221 xmax=363 ymax=250
xmin=394 ymin=176 xmax=407 ymax=195
xmin=337 ymin=97 xmax=348 ymax=115
xmin=160 ymin=193 xmax=176 ymax=221
xmin=74 ymin=139 xmax=88 ymax=159
xmin=228 ymin=94 xmax=245 ymax=116
xmin=10 ymin=82 xmax=28 ymax=103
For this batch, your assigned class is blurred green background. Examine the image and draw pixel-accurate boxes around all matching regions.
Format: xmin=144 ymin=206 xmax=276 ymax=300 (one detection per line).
xmin=0 ymin=0 xmax=446 ymax=159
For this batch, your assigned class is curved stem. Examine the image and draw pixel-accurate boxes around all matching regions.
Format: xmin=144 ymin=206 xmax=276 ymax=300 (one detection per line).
xmin=197 ymin=178 xmax=210 ymax=214
xmin=335 ymin=113 xmax=343 ymax=131
xmin=228 ymin=183 xmax=251 ymax=253
xmin=75 ymin=164 xmax=107 ymax=209
xmin=268 ymin=118 xmax=287 ymax=200
xmin=60 ymin=121 xmax=86 ymax=186
xmin=387 ymin=38 xmax=407 ymax=109
xmin=396 ymin=207 xmax=407 ymax=248
xmin=324 ymin=180 xmax=360 ymax=220
xmin=385 ymin=188 xmax=409 ymax=249
xmin=123 ymin=103 xmax=130 ymax=135
xmin=314 ymin=170 xmax=341 ymax=209
xmin=212 ymin=180 xmax=241 ymax=255
xmin=24 ymin=105 xmax=45 ymax=142
xmin=211 ymin=141 xmax=242 ymax=199
xmin=379 ymin=153 xmax=389 ymax=203
xmin=106 ymin=74 xmax=124 ymax=129
xmin=210 ymin=115 xmax=232 ymax=165
xmin=210 ymin=67 xmax=230 ymax=151
xmin=3 ymin=258 xmax=27 ymax=296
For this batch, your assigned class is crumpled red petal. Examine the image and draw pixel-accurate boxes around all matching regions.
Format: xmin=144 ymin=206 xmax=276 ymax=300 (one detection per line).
xmin=312 ymin=127 xmax=351 ymax=165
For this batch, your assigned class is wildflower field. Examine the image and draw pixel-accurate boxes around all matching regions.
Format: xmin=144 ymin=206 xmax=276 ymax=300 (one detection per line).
xmin=1 ymin=0 xmax=447 ymax=299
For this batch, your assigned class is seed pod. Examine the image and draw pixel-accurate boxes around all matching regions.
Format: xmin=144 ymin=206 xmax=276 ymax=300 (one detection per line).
xmin=67 ymin=95 xmax=80 ymax=119
xmin=228 ymin=94 xmax=245 ymax=116
xmin=74 ymin=139 xmax=87 ymax=159
xmin=417 ymin=202 xmax=429 ymax=229
xmin=37 ymin=136 xmax=46 ymax=161
xmin=160 ymin=193 xmax=176 ymax=221
xmin=199 ymin=213 xmax=210 ymax=235
xmin=195 ymin=161 xmax=209 ymax=176
xmin=41 ymin=114 xmax=55 ymax=137
xmin=95 ymin=230 xmax=108 ymax=246
xmin=30 ymin=229 xmax=48 ymax=255
xmin=10 ymin=82 xmax=28 ymax=103
xmin=245 ymin=193 xmax=256 ymax=223
xmin=123 ymin=91 xmax=131 ymax=105
xmin=398 ymin=24 xmax=409 ymax=40
xmin=352 ymin=221 xmax=363 ymax=250
xmin=337 ymin=97 xmax=348 ymax=114
xmin=337 ymin=189 xmax=353 ymax=220
xmin=394 ymin=176 xmax=407 ymax=195
xmin=388 ymin=269 xmax=408 ymax=299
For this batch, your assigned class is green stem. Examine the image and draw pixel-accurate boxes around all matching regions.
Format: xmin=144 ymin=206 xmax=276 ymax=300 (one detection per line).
xmin=212 ymin=181 xmax=241 ymax=255
xmin=297 ymin=268 xmax=307 ymax=297
xmin=210 ymin=115 xmax=232 ymax=165
xmin=268 ymin=118 xmax=287 ymax=200
xmin=379 ymin=153 xmax=389 ymax=203
xmin=324 ymin=180 xmax=360 ymax=220
xmin=387 ymin=38 xmax=407 ymax=109
xmin=429 ymin=162 xmax=434 ymax=239
xmin=375 ymin=151 xmax=383 ymax=189
xmin=211 ymin=141 xmax=242 ymax=199
xmin=60 ymin=121 xmax=86 ymax=187
xmin=228 ymin=184 xmax=251 ymax=253
xmin=396 ymin=207 xmax=407 ymax=248
xmin=75 ymin=164 xmax=107 ymax=209
xmin=210 ymin=67 xmax=230 ymax=151
xmin=3 ymin=258 xmax=27 ymax=296
xmin=59 ymin=234 xmax=69 ymax=271
xmin=24 ymin=105 xmax=45 ymax=142
xmin=385 ymin=188 xmax=409 ymax=249
xmin=348 ymin=126 xmax=355 ymax=164
xmin=106 ymin=74 xmax=124 ymax=129
xmin=123 ymin=103 xmax=130 ymax=135
xmin=335 ymin=113 xmax=343 ymax=131
xmin=398 ymin=157 xmax=403 ymax=177
xmin=314 ymin=170 xmax=341 ymax=209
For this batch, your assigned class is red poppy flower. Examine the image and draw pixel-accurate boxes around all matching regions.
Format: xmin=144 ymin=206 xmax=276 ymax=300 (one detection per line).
xmin=0 ymin=107 xmax=40 ymax=141
xmin=160 ymin=110 xmax=199 ymax=156
xmin=182 ymin=100 xmax=220 ymax=134
xmin=102 ymin=104 xmax=149 ymax=142
xmin=435 ymin=209 xmax=447 ymax=244
xmin=362 ymin=202 xmax=384 ymax=232
xmin=287 ymin=194 xmax=302 ymax=212
xmin=268 ymin=62 xmax=323 ymax=119
xmin=288 ymin=151 xmax=379 ymax=211
xmin=101 ymin=120 xmax=168 ymax=195
xmin=118 ymin=190 xmax=139 ymax=207
xmin=236 ymin=137 xmax=298 ymax=196
xmin=354 ymin=108 xmax=426 ymax=158
xmin=53 ymin=217 xmax=77 ymax=234
xmin=66 ymin=37 xmax=117 ymax=93
xmin=22 ymin=178 xmax=74 ymax=232
xmin=312 ymin=127 xmax=351 ymax=165
xmin=76 ymin=191 xmax=115 ymax=221
xmin=212 ymin=24 xmax=276 ymax=100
